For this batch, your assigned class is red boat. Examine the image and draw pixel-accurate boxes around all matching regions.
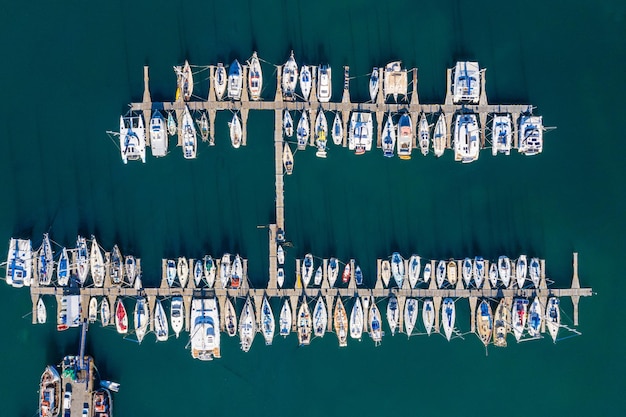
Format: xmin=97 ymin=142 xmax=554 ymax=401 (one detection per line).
xmin=342 ymin=263 xmax=351 ymax=283
xmin=115 ymin=299 xmax=128 ymax=334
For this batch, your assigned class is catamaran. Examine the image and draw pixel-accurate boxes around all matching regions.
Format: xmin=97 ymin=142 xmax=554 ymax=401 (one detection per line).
xmin=279 ymin=299 xmax=292 ymax=337
xmin=397 ymin=113 xmax=412 ymax=160
xmin=150 ymin=110 xmax=168 ymax=157
xmin=477 ymin=299 xmax=493 ymax=347
xmin=546 ymin=297 xmax=560 ymax=342
xmin=314 ymin=109 xmax=328 ymax=158
xmin=110 ymin=245 xmax=123 ymax=285
xmin=90 ymin=236 xmax=105 ymax=287
xmin=516 ymin=255 xmax=528 ymax=288
xmin=261 ymin=296 xmax=275 ymax=345
xmin=369 ymin=67 xmax=379 ymax=102
xmin=512 ymin=298 xmax=529 ymax=342
xmin=283 ymin=143 xmax=294 ymax=175
xmin=220 ymin=254 xmax=231 ymax=288
xmin=282 ymin=51 xmax=298 ymax=100
xmin=498 ymin=256 xmax=511 ymax=288
xmin=224 ymin=297 xmax=237 ymax=337
xmin=302 ymin=254 xmax=314 ymax=287
xmin=461 ymin=257 xmax=473 ymax=288
xmin=383 ymin=61 xmax=406 ymax=102
xmin=453 ymin=113 xmax=480 ymax=163
xmin=518 ymin=115 xmax=543 ymax=156
xmin=297 ymin=299 xmax=312 ymax=346
xmin=408 ymin=255 xmax=420 ymax=288
xmin=181 ymin=105 xmax=197 ymax=159
xmin=386 ymin=296 xmax=399 ymax=336
xmin=317 ymin=64 xmax=332 ymax=102
xmin=418 ymin=113 xmax=430 ymax=156
xmin=247 ymin=52 xmax=263 ymax=101
xmin=313 ymin=296 xmax=328 ymax=337
xmin=283 ymin=110 xmax=294 ymax=137
xmin=491 ymin=114 xmax=512 ymax=155
xmin=37 ymin=234 xmax=54 ymax=286
xmin=391 ymin=252 xmax=404 ymax=288
xmin=177 ymin=257 xmax=189 ymax=288
xmin=442 ymin=298 xmax=456 ymax=341
xmin=100 ymin=297 xmax=110 ymax=327
xmin=334 ymin=297 xmax=349 ymax=347
xmin=369 ymin=302 xmax=383 ymax=346
xmin=229 ymin=112 xmax=242 ymax=148
xmin=530 ymin=257 xmax=541 ymax=288
xmin=115 ymin=298 xmax=128 ymax=334
xmin=528 ymin=297 xmax=542 ymax=338
xmin=404 ymin=298 xmax=418 ymax=338
xmin=57 ymin=247 xmax=69 ymax=286
xmin=227 ymin=59 xmax=243 ymax=100
xmin=39 ymin=365 xmax=60 ymax=417
xmin=381 ymin=113 xmax=396 ymax=157
xmin=350 ymin=297 xmax=364 ymax=340
xmin=203 ymin=255 xmax=216 ymax=288
xmin=331 ymin=112 xmax=343 ymax=145
xmin=190 ymin=297 xmax=221 ymax=360
xmin=239 ymin=297 xmax=256 ymax=352
xmin=214 ymin=63 xmax=227 ymax=100
xmin=134 ymin=297 xmax=149 ymax=344
xmin=231 ymin=254 xmax=243 ymax=289
xmin=422 ymin=299 xmax=435 ymax=336
xmin=433 ymin=113 xmax=447 ymax=157
xmin=328 ymin=257 xmax=339 ymax=287
xmin=299 ymin=64 xmax=312 ymax=100
xmin=170 ymin=296 xmax=184 ymax=338
xmin=452 ymin=61 xmax=480 ymax=104
xmin=154 ymin=299 xmax=169 ymax=342
xmin=296 ymin=110 xmax=310 ymax=150
xmin=119 ymin=114 xmax=146 ymax=164
xmin=493 ymin=298 xmax=511 ymax=347
xmin=348 ymin=112 xmax=373 ymax=155
xmin=75 ymin=236 xmax=89 ymax=286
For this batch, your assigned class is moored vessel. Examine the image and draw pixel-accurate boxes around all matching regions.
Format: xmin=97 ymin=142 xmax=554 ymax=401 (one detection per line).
xmin=282 ymin=51 xmax=298 ymax=100
xmin=227 ymin=59 xmax=243 ymax=100
xmin=334 ymin=297 xmax=349 ymax=347
xmin=442 ymin=297 xmax=456 ymax=341
xmin=316 ymin=64 xmax=332 ymax=102
xmin=433 ymin=113 xmax=447 ymax=157
xmin=229 ymin=112 xmax=243 ymax=148
xmin=397 ymin=113 xmax=412 ymax=160
xmin=170 ymin=296 xmax=184 ymax=338
xmin=247 ymin=52 xmax=263 ymax=101
xmin=476 ymin=299 xmax=493 ymax=347
xmin=296 ymin=110 xmax=309 ymax=150
xmin=190 ymin=297 xmax=221 ymax=360
xmin=279 ymin=299 xmax=292 ymax=337
xmin=386 ymin=296 xmax=399 ymax=336
xmin=239 ymin=296 xmax=256 ymax=352
xmin=261 ymin=296 xmax=275 ymax=345
xmin=297 ymin=299 xmax=312 ymax=346
xmin=350 ymin=297 xmax=364 ymax=340
xmin=313 ymin=296 xmax=328 ymax=337
xmin=150 ymin=110 xmax=168 ymax=157
xmin=381 ymin=113 xmax=396 ymax=157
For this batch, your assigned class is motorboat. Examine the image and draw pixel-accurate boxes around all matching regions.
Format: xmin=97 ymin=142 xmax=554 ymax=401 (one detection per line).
xmin=297 ymin=299 xmax=312 ymax=346
xmin=180 ymin=60 xmax=194 ymax=101
xmin=452 ymin=61 xmax=480 ymax=104
xmin=57 ymin=247 xmax=69 ymax=286
xmin=75 ymin=236 xmax=89 ymax=286
xmin=177 ymin=257 xmax=189 ymax=288
xmin=92 ymin=389 xmax=112 ymax=417
xmin=167 ymin=111 xmax=177 ymax=136
xmin=369 ymin=67 xmax=379 ymax=102
xmin=277 ymin=268 xmax=285 ymax=288
xmin=342 ymin=262 xmax=351 ymax=283
xmin=498 ymin=256 xmax=511 ymax=288
xmin=302 ymin=254 xmax=314 ymax=287
xmin=39 ymin=365 xmax=60 ymax=417
xmin=181 ymin=105 xmax=197 ymax=159
xmin=422 ymin=299 xmax=435 ymax=336
xmin=512 ymin=298 xmax=529 ymax=342
xmin=328 ymin=257 xmax=339 ymax=287
xmin=90 ymin=236 xmax=105 ymax=287
xmin=134 ymin=296 xmax=149 ymax=343
xmin=299 ymin=64 xmax=312 ymax=100
xmin=214 ymin=63 xmax=227 ymax=100
xmin=418 ymin=113 xmax=430 ymax=156
xmin=391 ymin=252 xmax=404 ymax=288
xmin=442 ymin=297 xmax=456 ymax=341
xmin=314 ymin=266 xmax=323 ymax=286
xmin=231 ymin=255 xmax=243 ymax=289
xmin=154 ymin=299 xmax=169 ymax=342
xmin=313 ymin=296 xmax=328 ymax=337
xmin=203 ymin=255 xmax=216 ymax=288
xmin=355 ymin=265 xmax=363 ymax=285
xmin=436 ymin=260 xmax=446 ymax=288
xmin=296 ymin=110 xmax=310 ymax=150
xmin=38 ymin=234 xmax=54 ymax=286
xmin=488 ymin=262 xmax=498 ymax=288
xmin=348 ymin=112 xmax=373 ymax=155
xmin=397 ymin=113 xmax=412 ymax=160
xmin=314 ymin=109 xmax=328 ymax=158
xmin=283 ymin=143 xmax=294 ymax=175
xmin=477 ymin=299 xmax=493 ymax=347
xmin=493 ymin=297 xmax=511 ymax=347
xmin=170 ymin=296 xmax=184 ymax=338
xmin=453 ymin=113 xmax=480 ymax=163
xmin=461 ymin=257 xmax=473 ymax=287
xmin=350 ymin=297 xmax=364 ymax=340
xmin=220 ymin=254 xmax=231 ymax=288
xmin=404 ymin=298 xmax=418 ymax=338
xmin=546 ymin=297 xmax=560 ymax=342
xmin=530 ymin=257 xmax=541 ymax=288
xmin=37 ymin=297 xmax=47 ymax=324
xmin=369 ymin=302 xmax=383 ymax=346
xmin=227 ymin=59 xmax=243 ymax=100
xmin=100 ymin=297 xmax=110 ymax=327
xmin=239 ymin=296 xmax=256 ymax=352
xmin=433 ymin=113 xmax=447 ymax=157
xmin=317 ymin=64 xmax=332 ymax=102
xmin=331 ymin=112 xmax=343 ymax=145
xmin=528 ymin=297 xmax=542 ymax=338
xmin=516 ymin=255 xmax=528 ymax=288
xmin=224 ymin=297 xmax=237 ymax=337
xmin=165 ymin=259 xmax=176 ymax=287
xmin=261 ymin=296 xmax=275 ymax=345
xmin=110 ymin=245 xmax=123 ymax=286
xmin=518 ymin=115 xmax=543 ymax=156
xmin=380 ymin=260 xmax=391 ymax=287
xmin=283 ymin=110 xmax=294 ymax=137
xmin=279 ymin=299 xmax=292 ymax=337
xmin=282 ymin=51 xmax=298 ymax=100
xmin=383 ymin=61 xmax=407 ymax=102
xmin=115 ymin=298 xmax=128 ymax=334
xmin=150 ymin=110 xmax=168 ymax=157
xmin=386 ymin=296 xmax=399 ymax=336
xmin=381 ymin=113 xmax=396 ymax=157
xmin=193 ymin=259 xmax=203 ymax=287
xmin=407 ymin=255 xmax=420 ymax=289
xmin=491 ymin=114 xmax=512 ymax=155
xmin=197 ymin=112 xmax=209 ymax=142
xmin=277 ymin=245 xmax=285 ymax=265
xmin=247 ymin=52 xmax=263 ymax=100
xmin=119 ymin=114 xmax=146 ymax=163
xmin=88 ymin=297 xmax=98 ymax=323
xmin=473 ymin=256 xmax=485 ymax=288
xmin=334 ymin=297 xmax=349 ymax=347
xmin=229 ymin=112 xmax=242 ymax=148
xmin=190 ymin=297 xmax=221 ymax=360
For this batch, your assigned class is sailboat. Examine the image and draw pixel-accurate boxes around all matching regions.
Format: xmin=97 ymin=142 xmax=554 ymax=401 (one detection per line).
xmin=341 ymin=262 xmax=351 ymax=283
xmin=313 ymin=296 xmax=328 ymax=337
xmin=279 ymin=299 xmax=292 ymax=337
xmin=436 ymin=260 xmax=446 ymax=288
xmin=493 ymin=298 xmax=511 ymax=347
xmin=296 ymin=110 xmax=310 ymax=150
xmin=299 ymin=64 xmax=312 ymax=100
xmin=391 ymin=252 xmax=404 ymax=288
xmin=408 ymin=255 xmax=421 ymax=288
xmin=239 ymin=297 xmax=256 ymax=352
xmin=516 ymin=255 xmax=528 ymax=288
xmin=423 ymin=262 xmax=432 ymax=284
xmin=150 ymin=110 xmax=168 ymax=157
xmin=369 ymin=67 xmax=379 ymax=102
xmin=447 ymin=260 xmax=458 ymax=286
xmin=316 ymin=64 xmax=332 ymax=102
xmin=193 ymin=259 xmax=204 ymax=287
xmin=134 ymin=297 xmax=149 ymax=344
xmin=229 ymin=112 xmax=242 ymax=148
xmin=433 ymin=113 xmax=447 ymax=157
xmin=422 ymin=299 xmax=435 ymax=336
xmin=220 ymin=254 xmax=231 ymax=288
xmin=227 ymin=59 xmax=243 ymax=100
xmin=261 ymin=296 xmax=275 ymax=345
xmin=75 ymin=236 xmax=89 ymax=286
xmin=491 ymin=114 xmax=512 ymax=156
xmin=396 ymin=113 xmax=412 ymax=160
xmin=314 ymin=109 xmax=328 ymax=158
xmin=181 ymin=105 xmax=197 ymax=159
xmin=350 ymin=297 xmax=364 ymax=340
xmin=369 ymin=302 xmax=383 ymax=346
xmin=386 ymin=296 xmax=399 ymax=336
xmin=283 ymin=110 xmax=294 ymax=137
xmin=38 ymin=234 xmax=54 ymax=286
xmin=57 ymin=247 xmax=69 ymax=286
xmin=154 ymin=299 xmax=169 ymax=342
xmin=381 ymin=113 xmax=396 ymax=157
xmin=283 ymin=143 xmax=294 ymax=175
xmin=473 ymin=256 xmax=485 ymax=288
xmin=100 ymin=297 xmax=110 ymax=327
xmin=418 ymin=113 xmax=430 ymax=156
xmin=119 ymin=114 xmax=146 ymax=164
xmin=180 ymin=60 xmax=194 ymax=101
xmin=177 ymin=257 xmax=189 ymax=288
xmin=442 ymin=298 xmax=456 ymax=341
xmin=282 ymin=51 xmax=298 ymax=100
xmin=214 ymin=63 xmax=227 ymax=100
xmin=297 ymin=299 xmax=312 ymax=346
xmin=115 ymin=298 xmax=128 ymax=334
xmin=224 ymin=297 xmax=237 ymax=337
xmin=498 ymin=256 xmax=511 ymax=288
xmin=37 ymin=297 xmax=46 ymax=324
xmin=88 ymin=297 xmax=98 ymax=323
xmin=90 ymin=236 xmax=105 ymax=287
xmin=530 ymin=257 xmax=541 ymax=288
xmin=327 ymin=257 xmax=339 ymax=287
xmin=546 ymin=297 xmax=560 ymax=342
xmin=203 ymin=255 xmax=216 ymax=288
xmin=197 ymin=112 xmax=209 ymax=142
xmin=488 ymin=262 xmax=498 ymax=288
xmin=512 ymin=298 xmax=529 ymax=342
xmin=355 ymin=265 xmax=363 ymax=285
xmin=334 ymin=297 xmax=349 ymax=347
xmin=247 ymin=52 xmax=263 ymax=101
xmin=331 ymin=112 xmax=343 ymax=145
xmin=527 ymin=297 xmax=543 ymax=338
xmin=277 ymin=245 xmax=285 ymax=265
xmin=380 ymin=260 xmax=391 ymax=287
xmin=476 ymin=299 xmax=493 ymax=347
xmin=302 ymin=254 xmax=314 ymax=287
xmin=231 ymin=255 xmax=243 ymax=289
xmin=165 ymin=259 xmax=176 ymax=287
xmin=167 ymin=111 xmax=177 ymax=137
xmin=314 ymin=266 xmax=323 ymax=286
xmin=461 ymin=257 xmax=473 ymax=288
xmin=277 ymin=268 xmax=285 ymax=288
xmin=453 ymin=113 xmax=480 ymax=163
xmin=518 ymin=115 xmax=543 ymax=156
xmin=170 ymin=296 xmax=184 ymax=338
xmin=110 ymin=245 xmax=123 ymax=285
xmin=404 ymin=298 xmax=418 ymax=338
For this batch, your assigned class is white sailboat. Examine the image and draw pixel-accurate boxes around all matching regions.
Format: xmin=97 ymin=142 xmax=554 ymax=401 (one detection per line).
xmin=380 ymin=260 xmax=391 ymax=287
xmin=386 ymin=296 xmax=399 ymax=336
xmin=442 ymin=297 xmax=456 ymax=341
xmin=327 ymin=257 xmax=339 ymax=287
xmin=100 ymin=297 xmax=110 ymax=327
xmin=297 ymin=299 xmax=312 ymax=346
xmin=391 ymin=252 xmax=404 ymax=288
xmin=57 ymin=247 xmax=69 ymax=286
xmin=527 ymin=297 xmax=542 ymax=338
xmin=261 ymin=296 xmax=275 ymax=345
xmin=214 ymin=63 xmax=227 ymax=100
xmin=203 ymin=255 xmax=216 ymax=288
xmin=179 ymin=60 xmax=194 ymax=101
xmin=167 ymin=111 xmax=177 ymax=137
xmin=177 ymin=257 xmax=189 ymax=288
xmin=516 ymin=255 xmax=528 ymax=288
xmin=220 ymin=254 xmax=231 ymax=288
xmin=546 ymin=297 xmax=560 ymax=342
xmin=316 ymin=64 xmax=332 ymax=102
xmin=227 ymin=59 xmax=243 ymax=101
xmin=423 ymin=262 xmax=432 ymax=284
xmin=433 ymin=113 xmax=447 ymax=157
xmin=283 ymin=110 xmax=294 ymax=137
xmin=150 ymin=110 xmax=168 ymax=157
xmin=90 ymin=236 xmax=105 ymax=287
xmin=88 ymin=297 xmax=98 ymax=323
xmin=229 ymin=112 xmax=242 ymax=148
xmin=331 ymin=112 xmax=343 ymax=145
xmin=334 ymin=297 xmax=349 ymax=347
xmin=369 ymin=67 xmax=379 ymax=102
xmin=418 ymin=113 xmax=430 ymax=156
xmin=313 ymin=296 xmax=328 ymax=337
xmin=302 ymin=254 xmax=314 ymax=287
xmin=404 ymin=298 xmax=418 ymax=338
xmin=473 ymin=256 xmax=485 ymax=288
xmin=193 ymin=259 xmax=203 ymax=287
xmin=133 ymin=296 xmax=149 ymax=344
xmin=296 ymin=110 xmax=309 ymax=150
xmin=350 ymin=297 xmax=364 ymax=340
xmin=277 ymin=268 xmax=285 ymax=288
xmin=247 ymin=52 xmax=263 ymax=101
xmin=436 ymin=260 xmax=446 ymax=288
xmin=283 ymin=142 xmax=294 ymax=175
xmin=282 ymin=51 xmax=298 ymax=100
xmin=313 ymin=266 xmax=323 ymax=286
xmin=530 ymin=257 xmax=541 ymax=288
xmin=369 ymin=302 xmax=383 ymax=346
xmin=181 ymin=105 xmax=197 ymax=159
xmin=408 ymin=255 xmax=421 ymax=288
xmin=422 ymin=299 xmax=435 ymax=336
xmin=165 ymin=259 xmax=176 ymax=287
xmin=198 ymin=112 xmax=209 ymax=142
xmin=498 ymin=256 xmax=511 ymax=288
xmin=154 ymin=299 xmax=169 ymax=342
xmin=488 ymin=262 xmax=498 ymax=288
xmin=314 ymin=109 xmax=328 ymax=158
xmin=512 ymin=298 xmax=529 ymax=342
xmin=110 ymin=245 xmax=123 ymax=286
xmin=37 ymin=297 xmax=46 ymax=324
xmin=299 ymin=64 xmax=312 ymax=100
xmin=224 ymin=297 xmax=237 ymax=337
xmin=239 ymin=297 xmax=256 ymax=352
xmin=381 ymin=113 xmax=396 ymax=158
xmin=170 ymin=296 xmax=184 ymax=338
xmin=75 ymin=236 xmax=89 ymax=286
xmin=518 ymin=115 xmax=543 ymax=156
xmin=279 ymin=299 xmax=292 ymax=337
xmin=461 ymin=257 xmax=473 ymax=288
xmin=396 ymin=113 xmax=412 ymax=160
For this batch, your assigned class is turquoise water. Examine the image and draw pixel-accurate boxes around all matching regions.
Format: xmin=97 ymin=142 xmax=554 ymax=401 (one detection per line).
xmin=1 ymin=0 xmax=625 ymax=415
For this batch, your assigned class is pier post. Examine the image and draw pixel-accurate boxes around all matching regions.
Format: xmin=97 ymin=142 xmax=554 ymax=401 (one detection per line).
xmin=341 ymin=66 xmax=350 ymax=104
xmin=469 ymin=296 xmax=477 ymax=333
xmin=479 ymin=69 xmax=488 ymax=106
xmin=325 ymin=294 xmax=334 ymax=332
xmin=409 ymin=68 xmax=419 ymax=106
xmin=142 ymin=66 xmax=152 ymax=147
xmin=571 ymin=252 xmax=581 ymax=326
xmin=444 ymin=68 xmax=453 ymax=106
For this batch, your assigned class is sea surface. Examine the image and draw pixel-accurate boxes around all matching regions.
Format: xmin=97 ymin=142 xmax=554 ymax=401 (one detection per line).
xmin=0 ymin=1 xmax=624 ymax=416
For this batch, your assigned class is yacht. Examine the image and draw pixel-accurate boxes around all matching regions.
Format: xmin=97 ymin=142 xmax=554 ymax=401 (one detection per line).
xmin=423 ymin=262 xmax=432 ymax=284
xmin=180 ymin=60 xmax=194 ymax=101
xmin=119 ymin=114 xmax=146 ymax=163
xmin=498 ymin=256 xmax=511 ymax=288
xmin=452 ymin=61 xmax=480 ymax=104
xmin=198 ymin=112 xmax=209 ymax=142
xmin=220 ymin=254 xmax=231 ymax=288
xmin=279 ymin=299 xmax=292 ymax=337
xmin=224 ymin=297 xmax=237 ymax=337
xmin=239 ymin=297 xmax=256 ymax=352
xmin=381 ymin=113 xmax=396 ymax=157
xmin=277 ymin=245 xmax=285 ymax=265
xmin=369 ymin=67 xmax=379 ymax=102
xmin=35 ymin=234 xmax=53 ymax=286
xmin=442 ymin=297 xmax=456 ymax=341
xmin=477 ymin=299 xmax=493 ymax=347
xmin=57 ymin=247 xmax=69 ymax=286
xmin=283 ymin=110 xmax=294 ymax=137
xmin=404 ymin=298 xmax=418 ymax=338
xmin=383 ymin=61 xmax=407 ymax=102
xmin=227 ymin=59 xmax=243 ymax=100
xmin=177 ymin=257 xmax=189 ymax=288
xmin=115 ymin=298 xmax=128 ymax=334
xmin=433 ymin=113 xmax=447 ymax=157
xmin=283 ymin=143 xmax=294 ymax=175
xmin=386 ymin=296 xmax=399 ymax=336
xmin=488 ymin=263 xmax=498 ymax=288
xmin=247 ymin=52 xmax=263 ymax=100
xmin=331 ymin=112 xmax=343 ymax=145
xmin=100 ymin=297 xmax=110 ymax=327
xmin=193 ymin=259 xmax=203 ymax=287
xmin=190 ymin=297 xmax=221 ymax=360
xmin=282 ymin=51 xmax=298 ymax=100
xmin=314 ymin=266 xmax=323 ymax=286
xmin=296 ymin=110 xmax=310 ymax=150
xmin=229 ymin=112 xmax=242 ymax=148
xmin=203 ymin=255 xmax=216 ymax=288
xmin=154 ymin=299 xmax=169 ymax=342
xmin=473 ymin=257 xmax=485 ymax=288
xmin=350 ymin=297 xmax=364 ymax=340
xmin=369 ymin=302 xmax=383 ymax=346
xmin=167 ymin=111 xmax=177 ymax=136
xmin=334 ymin=297 xmax=349 ymax=347
xmin=493 ymin=298 xmax=511 ymax=347
xmin=516 ymin=255 xmax=528 ymax=288
xmin=348 ymin=112 xmax=373 ymax=155
xmin=461 ymin=257 xmax=473 ymax=287
xmin=277 ymin=268 xmax=285 ymax=288
xmin=90 ymin=237 xmax=105 ymax=287
xmin=39 ymin=365 xmax=60 ymax=417
xmin=261 ymin=296 xmax=275 ymax=345
xmin=355 ymin=265 xmax=363 ymax=285
xmin=422 ymin=299 xmax=435 ymax=336
xmin=313 ymin=296 xmax=328 ymax=337
xmin=528 ymin=297 xmax=542 ymax=338
xmin=314 ymin=109 xmax=328 ymax=158
xmin=75 ymin=236 xmax=89 ymax=286
xmin=518 ymin=115 xmax=543 ymax=156
xmin=170 ymin=296 xmax=184 ymax=338
xmin=92 ymin=389 xmax=112 ymax=417
xmin=181 ymin=105 xmax=197 ymax=159
xmin=297 ymin=299 xmax=312 ymax=346
xmin=512 ymin=298 xmax=529 ymax=342
xmin=491 ymin=114 xmax=512 ymax=155
xmin=302 ymin=254 xmax=314 ymax=287
xmin=317 ymin=64 xmax=332 ymax=102
xmin=299 ymin=64 xmax=312 ymax=100
xmin=436 ymin=260 xmax=446 ymax=288
xmin=380 ymin=260 xmax=391 ymax=287
xmin=134 ymin=297 xmax=149 ymax=344
xmin=391 ymin=252 xmax=404 ymax=288
xmin=530 ymin=257 xmax=541 ymax=288
xmin=110 ymin=245 xmax=123 ymax=285
xmin=546 ymin=297 xmax=560 ymax=342
xmin=327 ymin=257 xmax=339 ymax=287
xmin=165 ymin=259 xmax=176 ymax=287
xmin=342 ymin=262 xmax=351 ymax=283
xmin=418 ymin=113 xmax=430 ymax=156
xmin=231 ymin=255 xmax=243 ymax=289
xmin=88 ymin=297 xmax=98 ymax=323
xmin=453 ymin=113 xmax=480 ymax=163
xmin=37 ymin=297 xmax=47 ymax=324
xmin=214 ymin=63 xmax=227 ymax=100
xmin=397 ymin=113 xmax=412 ymax=160
xmin=408 ymin=255 xmax=421 ymax=288
xmin=150 ymin=110 xmax=168 ymax=157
